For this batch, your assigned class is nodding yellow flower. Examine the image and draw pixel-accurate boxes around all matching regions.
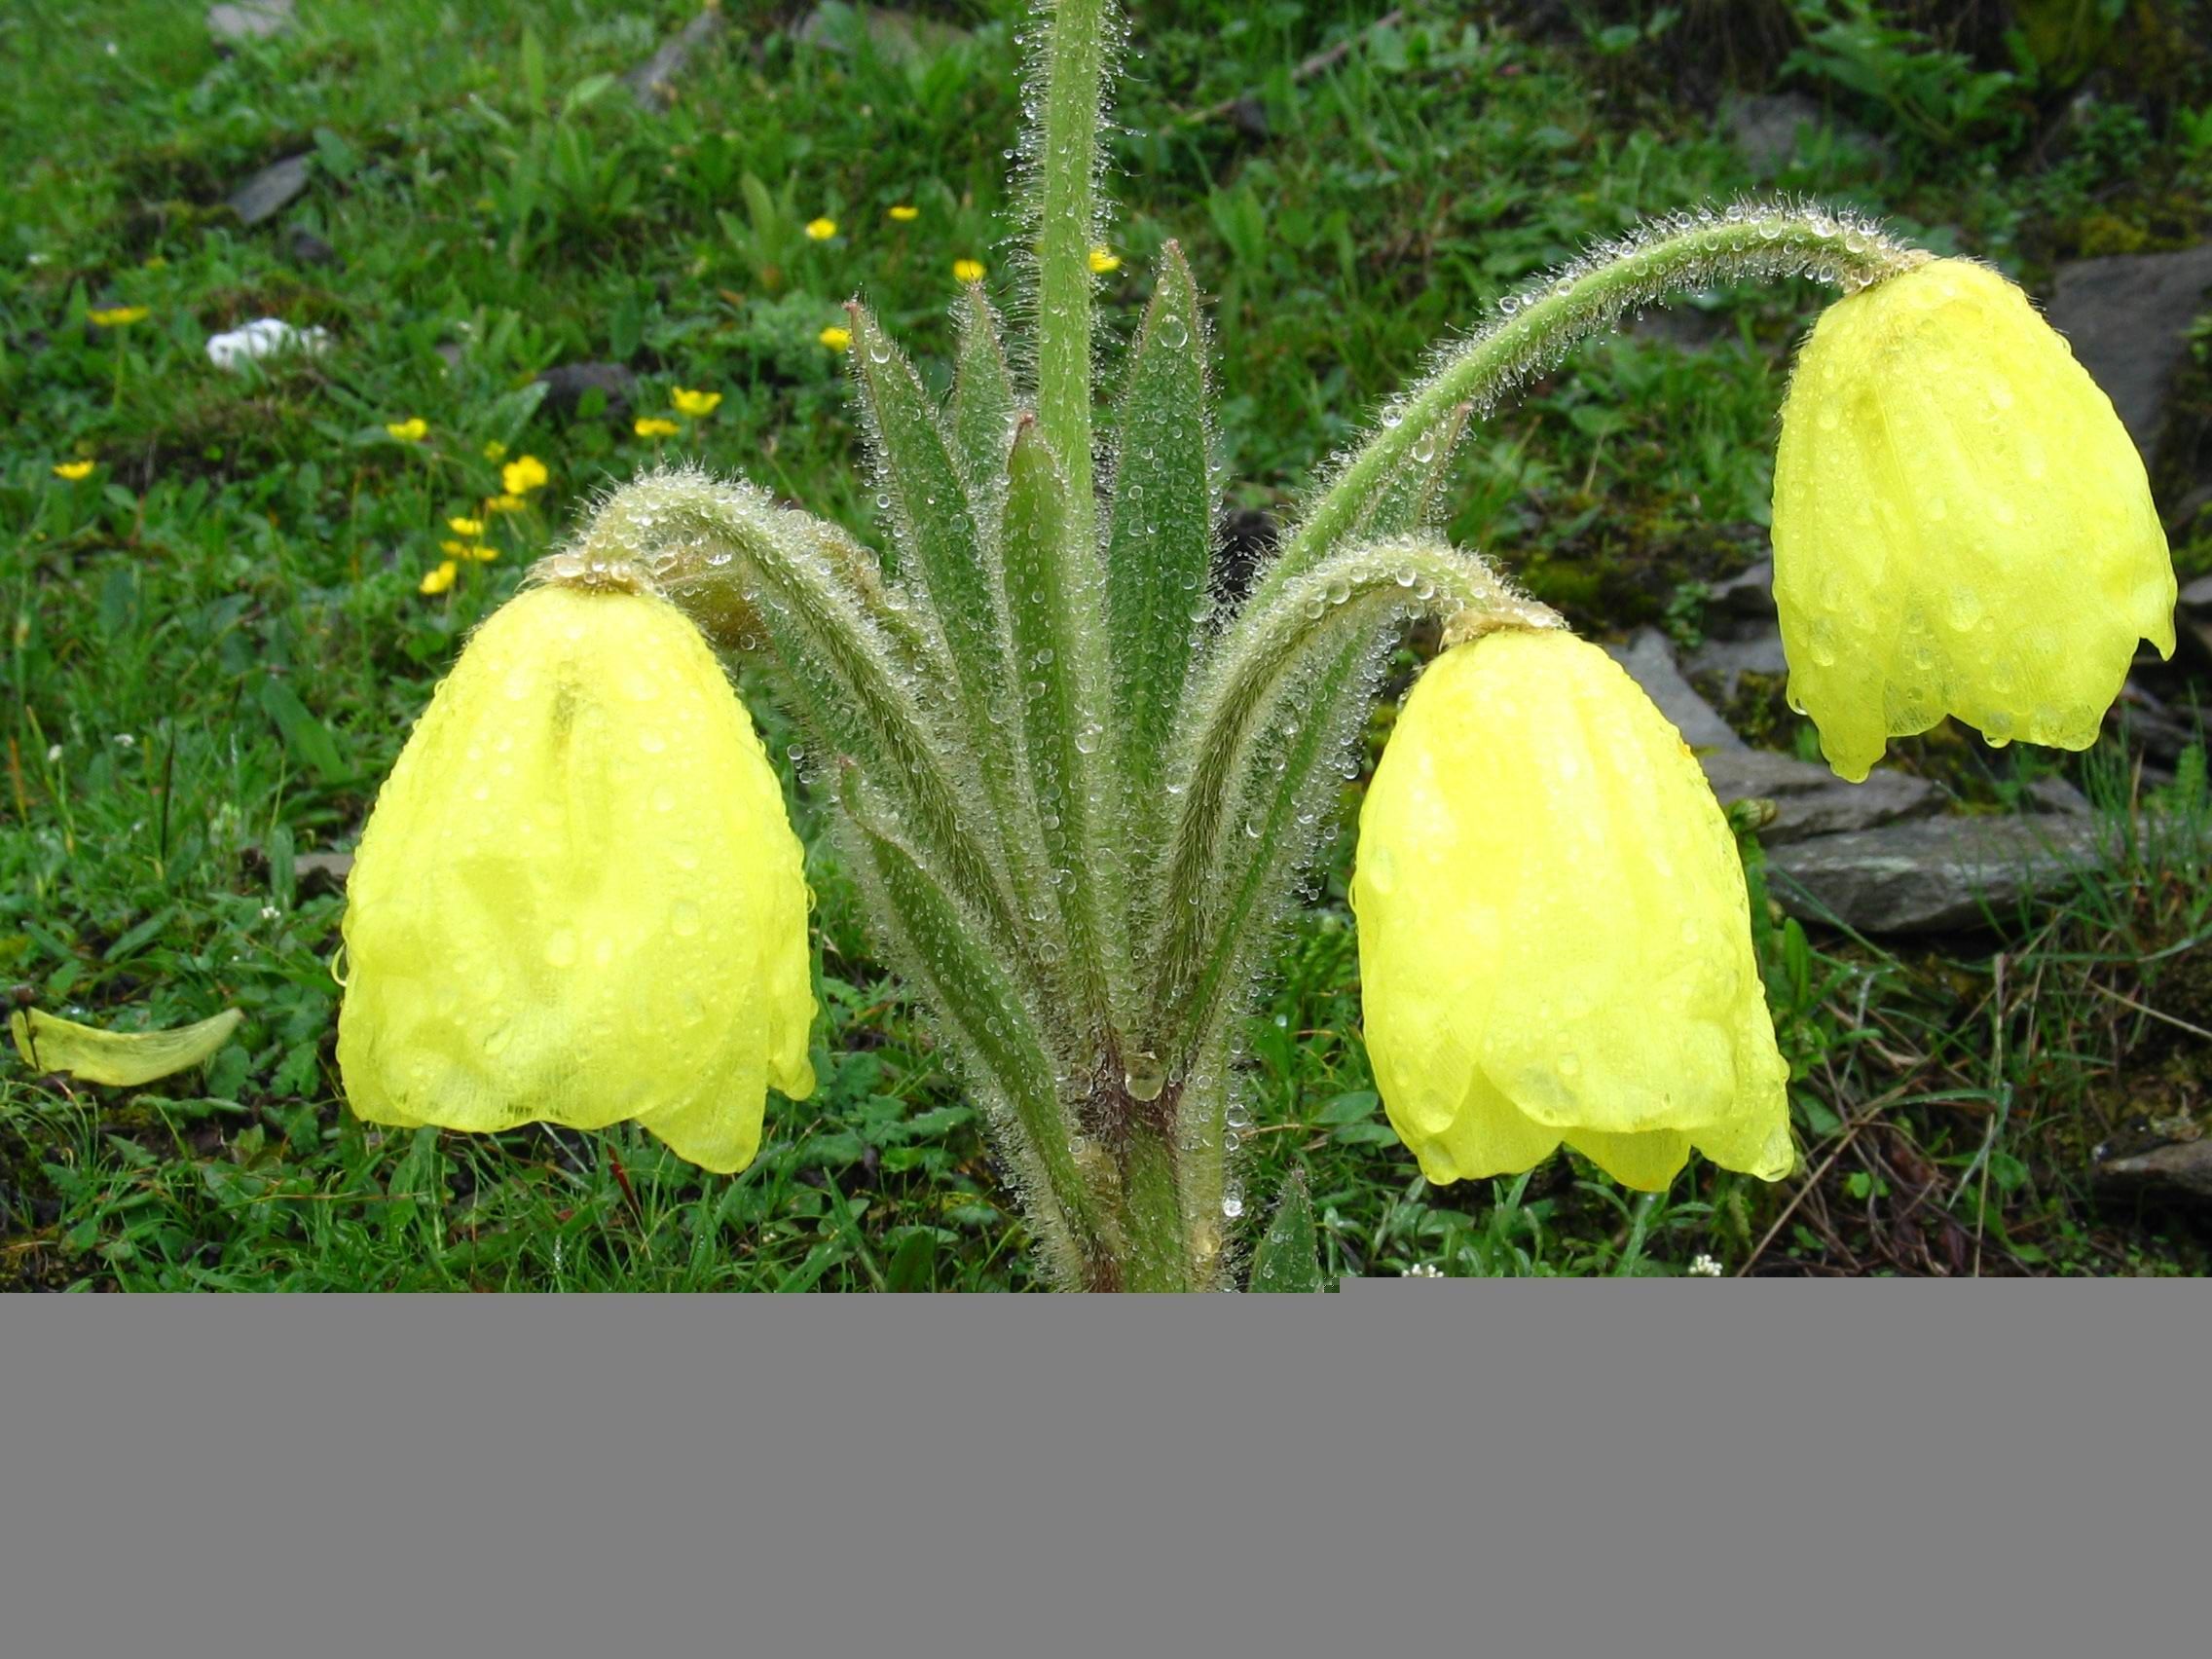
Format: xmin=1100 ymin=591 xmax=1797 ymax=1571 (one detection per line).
xmin=502 ymin=455 xmax=550 ymax=495
xmin=1088 ymin=245 xmax=1121 ymax=274
xmin=447 ymin=517 xmax=485 ymax=537
xmin=671 ymin=387 xmax=722 ymax=418
xmin=805 ymin=216 xmax=837 ymax=241
xmin=482 ymin=440 xmax=508 ymax=462
xmin=88 ymin=306 xmax=150 ymax=327
xmin=888 ymin=203 xmax=920 ymax=222
xmin=386 ymin=418 xmax=429 ymax=443
xmin=952 ymin=257 xmax=986 ymax=283
xmin=484 ymin=494 xmax=530 ymax=514
xmin=634 ymin=417 xmax=682 ymax=438
xmin=336 ymin=580 xmax=817 ymax=1173
xmin=418 ymin=561 xmax=459 ymax=596
xmin=53 ymin=461 xmax=95 ymax=480
xmin=819 ymin=325 xmax=854 ymax=351
xmin=1352 ymin=628 xmax=1792 ymax=1195
xmin=1774 ymin=256 xmax=2177 ymax=782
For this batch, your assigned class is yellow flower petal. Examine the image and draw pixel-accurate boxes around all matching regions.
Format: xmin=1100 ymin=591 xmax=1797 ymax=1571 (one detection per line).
xmin=448 ymin=517 xmax=485 ymax=537
xmin=418 ymin=560 xmax=459 ymax=595
xmin=819 ymin=325 xmax=853 ymax=351
xmin=1088 ymin=245 xmax=1121 ymax=274
xmin=386 ymin=418 xmax=429 ymax=443
xmin=805 ymin=216 xmax=837 ymax=240
xmin=11 ymin=1006 xmax=243 ymax=1088
xmin=88 ymin=305 xmax=150 ymax=328
xmin=502 ymin=455 xmax=549 ymax=494
xmin=482 ymin=440 xmax=508 ymax=461
xmin=1351 ymin=629 xmax=1792 ymax=1194
xmin=634 ymin=417 xmax=682 ymax=438
xmin=888 ymin=204 xmax=919 ymax=222
xmin=53 ymin=460 xmax=95 ymax=480
xmin=484 ymin=494 xmax=530 ymax=514
xmin=1774 ymin=257 xmax=2176 ymax=781
xmin=952 ymin=258 xmax=986 ymax=283
xmin=336 ymin=582 xmax=817 ymax=1172
xmin=670 ymin=387 xmax=722 ymax=418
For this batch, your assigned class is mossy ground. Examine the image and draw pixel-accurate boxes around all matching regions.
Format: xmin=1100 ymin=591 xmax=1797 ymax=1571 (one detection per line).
xmin=4 ymin=0 xmax=2209 ymax=1287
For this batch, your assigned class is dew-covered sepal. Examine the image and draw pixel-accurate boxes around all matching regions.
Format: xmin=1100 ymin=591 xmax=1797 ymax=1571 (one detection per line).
xmin=1351 ymin=629 xmax=1791 ymax=1193
xmin=1773 ymin=256 xmax=2177 ymax=781
xmin=336 ymin=582 xmax=816 ymax=1174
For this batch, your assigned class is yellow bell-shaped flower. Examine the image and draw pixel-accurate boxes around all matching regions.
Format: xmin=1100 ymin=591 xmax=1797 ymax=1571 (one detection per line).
xmin=337 ymin=577 xmax=816 ymax=1173
xmin=1350 ymin=628 xmax=1792 ymax=1193
xmin=1773 ymin=255 xmax=2176 ymax=782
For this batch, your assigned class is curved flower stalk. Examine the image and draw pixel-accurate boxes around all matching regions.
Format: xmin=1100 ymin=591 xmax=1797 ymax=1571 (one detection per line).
xmin=1771 ymin=257 xmax=2176 ymax=780
xmin=336 ymin=0 xmax=2176 ymax=1289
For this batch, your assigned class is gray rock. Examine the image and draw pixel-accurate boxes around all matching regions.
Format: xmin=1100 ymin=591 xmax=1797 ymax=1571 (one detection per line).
xmin=1709 ymin=559 xmax=1776 ymax=620
xmin=285 ymin=227 xmax=338 ymax=267
xmin=1704 ymin=748 xmax=1941 ymax=844
xmin=1604 ymin=628 xmax=1743 ymax=755
xmin=795 ymin=4 xmax=973 ymax=62
xmin=2179 ymin=573 xmax=2212 ymax=614
xmin=1683 ymin=624 xmax=1788 ymax=701
xmin=208 ymin=0 xmax=293 ymax=45
xmin=295 ymin=851 xmax=353 ymax=895
xmin=1722 ymin=92 xmax=1885 ymax=176
xmin=2095 ymin=1136 xmax=2212 ymax=1202
xmin=226 ymin=153 xmax=311 ymax=226
xmin=535 ymin=361 xmax=638 ymax=417
xmin=626 ymin=8 xmax=725 ymax=108
xmin=2025 ymin=777 xmax=2093 ymax=817
xmin=1765 ymin=816 xmax=2106 ymax=934
xmin=2047 ymin=243 xmax=2212 ymax=457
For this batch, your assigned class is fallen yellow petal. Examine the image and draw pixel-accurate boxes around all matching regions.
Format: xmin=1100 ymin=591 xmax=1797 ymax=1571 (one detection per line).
xmin=11 ymin=1007 xmax=244 ymax=1088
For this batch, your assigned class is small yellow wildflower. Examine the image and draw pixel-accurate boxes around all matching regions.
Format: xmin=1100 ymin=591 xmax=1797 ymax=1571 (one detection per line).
xmin=143 ymin=256 xmax=168 ymax=271
xmin=820 ymin=325 xmax=854 ymax=351
xmin=53 ymin=461 xmax=95 ymax=481
xmin=671 ymin=387 xmax=722 ymax=418
xmin=440 ymin=539 xmax=497 ymax=563
xmin=1088 ymin=245 xmax=1121 ymax=274
xmin=419 ymin=561 xmax=459 ymax=596
xmin=482 ymin=440 xmax=508 ymax=461
xmin=952 ymin=258 xmax=986 ymax=283
xmin=888 ymin=204 xmax=919 ymax=223
xmin=502 ymin=455 xmax=550 ymax=495
xmin=635 ymin=417 xmax=682 ymax=438
xmin=386 ymin=418 xmax=429 ymax=443
xmin=805 ymin=217 xmax=837 ymax=241
xmin=447 ymin=516 xmax=485 ymax=537
xmin=484 ymin=494 xmax=530 ymax=513
xmin=89 ymin=306 xmax=150 ymax=328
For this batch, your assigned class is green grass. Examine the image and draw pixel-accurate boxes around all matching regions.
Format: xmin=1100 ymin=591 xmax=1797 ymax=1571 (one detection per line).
xmin=5 ymin=0 xmax=2210 ymax=1288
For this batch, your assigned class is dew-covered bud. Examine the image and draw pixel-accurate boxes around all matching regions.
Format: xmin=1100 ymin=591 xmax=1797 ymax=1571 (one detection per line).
xmin=1773 ymin=256 xmax=2176 ymax=781
xmin=336 ymin=579 xmax=815 ymax=1173
xmin=1350 ymin=629 xmax=1791 ymax=1193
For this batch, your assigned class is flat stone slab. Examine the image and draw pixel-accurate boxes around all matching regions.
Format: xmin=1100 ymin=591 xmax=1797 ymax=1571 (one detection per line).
xmin=626 ymin=8 xmax=725 ymax=108
xmin=2095 ymin=1137 xmax=2212 ymax=1202
xmin=1683 ymin=625 xmax=1789 ymax=701
xmin=1705 ymin=747 xmax=1941 ymax=844
xmin=535 ymin=361 xmax=638 ymax=417
xmin=2047 ymin=242 xmax=2212 ymax=456
xmin=208 ymin=0 xmax=293 ymax=45
xmin=1765 ymin=816 xmax=2106 ymax=934
xmin=1604 ymin=628 xmax=1743 ymax=754
xmin=795 ymin=4 xmax=973 ymax=61
xmin=226 ymin=153 xmax=311 ymax=226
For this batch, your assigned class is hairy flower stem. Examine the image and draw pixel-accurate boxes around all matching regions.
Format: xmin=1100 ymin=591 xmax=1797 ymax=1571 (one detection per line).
xmin=1029 ymin=0 xmax=1111 ymax=517
xmin=1260 ymin=204 xmax=1928 ymax=611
